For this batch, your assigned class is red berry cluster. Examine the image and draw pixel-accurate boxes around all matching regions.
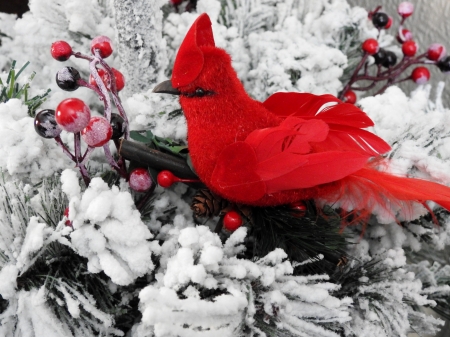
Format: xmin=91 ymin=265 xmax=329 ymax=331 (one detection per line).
xmin=340 ymin=2 xmax=449 ymax=104
xmin=37 ymin=37 xmax=153 ymax=193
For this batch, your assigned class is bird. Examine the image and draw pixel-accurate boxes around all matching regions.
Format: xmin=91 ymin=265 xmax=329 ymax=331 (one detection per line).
xmin=153 ymin=13 xmax=450 ymax=219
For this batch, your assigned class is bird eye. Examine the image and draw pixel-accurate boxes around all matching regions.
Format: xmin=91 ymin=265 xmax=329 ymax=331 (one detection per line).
xmin=195 ymin=88 xmax=206 ymax=97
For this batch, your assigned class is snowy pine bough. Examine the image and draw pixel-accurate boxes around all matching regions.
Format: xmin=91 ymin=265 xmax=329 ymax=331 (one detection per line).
xmin=0 ymin=0 xmax=450 ymax=336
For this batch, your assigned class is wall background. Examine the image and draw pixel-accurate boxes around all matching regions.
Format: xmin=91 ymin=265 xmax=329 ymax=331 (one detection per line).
xmin=347 ymin=0 xmax=450 ymax=106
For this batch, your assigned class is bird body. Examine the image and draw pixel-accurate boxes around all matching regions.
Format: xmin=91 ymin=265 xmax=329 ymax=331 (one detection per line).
xmin=154 ymin=13 xmax=450 ymax=216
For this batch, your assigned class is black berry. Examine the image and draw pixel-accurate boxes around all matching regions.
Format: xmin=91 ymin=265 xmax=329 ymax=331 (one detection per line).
xmin=437 ymin=56 xmax=450 ymax=73
xmin=110 ymin=113 xmax=125 ymax=139
xmin=56 ymin=67 xmax=81 ymax=91
xmin=381 ymin=51 xmax=397 ymax=68
xmin=373 ymin=49 xmax=387 ymax=65
xmin=34 ymin=109 xmax=62 ymax=138
xmin=372 ymin=12 xmax=389 ymax=29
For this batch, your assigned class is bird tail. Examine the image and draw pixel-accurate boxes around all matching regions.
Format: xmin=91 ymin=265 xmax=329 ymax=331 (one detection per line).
xmin=322 ymin=163 xmax=450 ymax=224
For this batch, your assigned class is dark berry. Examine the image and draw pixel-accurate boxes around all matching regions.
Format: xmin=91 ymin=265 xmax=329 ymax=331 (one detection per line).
xmin=81 ymin=116 xmax=113 ymax=147
xmin=129 ymin=168 xmax=152 ymax=192
xmin=56 ymin=98 xmax=91 ymax=133
xmin=362 ymin=38 xmax=379 ymax=55
xmin=437 ymin=56 xmax=450 ymax=73
xmin=373 ymin=48 xmax=387 ymax=65
xmin=51 ymin=41 xmax=72 ymax=61
xmin=34 ymin=109 xmax=62 ymax=139
xmin=411 ymin=67 xmax=430 ymax=84
xmin=91 ymin=36 xmax=113 ymax=58
xmin=372 ymin=12 xmax=389 ymax=29
xmin=381 ymin=51 xmax=397 ymax=68
xmin=56 ymin=67 xmax=81 ymax=91
xmin=342 ymin=90 xmax=357 ymax=104
xmin=223 ymin=211 xmax=243 ymax=231
xmin=110 ymin=113 xmax=125 ymax=139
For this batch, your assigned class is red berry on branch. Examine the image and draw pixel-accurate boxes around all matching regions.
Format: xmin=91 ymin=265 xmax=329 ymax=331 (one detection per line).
xmin=81 ymin=116 xmax=113 ymax=147
xmin=223 ymin=210 xmax=243 ymax=231
xmin=129 ymin=168 xmax=152 ymax=192
xmin=51 ymin=41 xmax=72 ymax=61
xmin=384 ymin=17 xmax=393 ymax=29
xmin=342 ymin=90 xmax=357 ymax=104
xmin=56 ymin=98 xmax=91 ymax=133
xmin=289 ymin=201 xmax=307 ymax=217
xmin=402 ymin=40 xmax=418 ymax=57
xmin=64 ymin=207 xmax=72 ymax=226
xmin=157 ymin=170 xmax=177 ymax=188
xmin=411 ymin=67 xmax=430 ymax=84
xmin=89 ymin=68 xmax=107 ymax=87
xmin=91 ymin=36 xmax=113 ymax=58
xmin=427 ymin=43 xmax=446 ymax=61
xmin=107 ymin=68 xmax=125 ymax=91
xmin=362 ymin=38 xmax=379 ymax=55
xmin=397 ymin=29 xmax=413 ymax=43
xmin=170 ymin=0 xmax=184 ymax=5
xmin=398 ymin=2 xmax=414 ymax=18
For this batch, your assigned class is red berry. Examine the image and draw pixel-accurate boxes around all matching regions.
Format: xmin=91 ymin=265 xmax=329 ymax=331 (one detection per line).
xmin=81 ymin=116 xmax=112 ymax=147
xmin=56 ymin=98 xmax=91 ymax=133
xmin=157 ymin=170 xmax=177 ymax=188
xmin=223 ymin=211 xmax=243 ymax=231
xmin=170 ymin=0 xmax=184 ymax=5
xmin=91 ymin=36 xmax=113 ymax=58
xmin=290 ymin=201 xmax=307 ymax=216
xmin=51 ymin=41 xmax=72 ymax=61
xmin=398 ymin=2 xmax=414 ymax=18
xmin=362 ymin=39 xmax=379 ymax=55
xmin=427 ymin=44 xmax=446 ymax=61
xmin=109 ymin=68 xmax=125 ymax=91
xmin=384 ymin=17 xmax=393 ymax=29
xmin=411 ymin=67 xmax=430 ymax=84
xmin=64 ymin=207 xmax=72 ymax=226
xmin=89 ymin=68 xmax=107 ymax=87
xmin=402 ymin=40 xmax=418 ymax=57
xmin=342 ymin=90 xmax=357 ymax=104
xmin=397 ymin=29 xmax=413 ymax=43
xmin=129 ymin=168 xmax=153 ymax=192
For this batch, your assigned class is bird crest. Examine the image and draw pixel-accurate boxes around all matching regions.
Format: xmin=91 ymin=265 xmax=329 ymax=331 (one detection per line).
xmin=172 ymin=13 xmax=215 ymax=88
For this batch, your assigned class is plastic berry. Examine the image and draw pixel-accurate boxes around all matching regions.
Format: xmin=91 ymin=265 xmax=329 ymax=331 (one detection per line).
xmin=398 ymin=2 xmax=414 ymax=18
xmin=384 ymin=17 xmax=393 ymax=29
xmin=110 ymin=113 xmax=125 ymax=139
xmin=372 ymin=12 xmax=389 ymax=29
xmin=100 ymin=68 xmax=125 ymax=91
xmin=362 ymin=39 xmax=379 ymax=55
xmin=55 ymin=98 xmax=91 ymax=133
xmin=437 ymin=56 xmax=450 ymax=73
xmin=290 ymin=201 xmax=307 ymax=217
xmin=427 ymin=44 xmax=446 ymax=61
xmin=56 ymin=67 xmax=81 ymax=91
xmin=170 ymin=0 xmax=184 ymax=4
xmin=81 ymin=116 xmax=113 ymax=147
xmin=411 ymin=67 xmax=430 ymax=84
xmin=381 ymin=51 xmax=397 ymax=68
xmin=223 ymin=210 xmax=243 ymax=232
xmin=91 ymin=36 xmax=113 ymax=58
xmin=373 ymin=49 xmax=387 ymax=65
xmin=89 ymin=68 xmax=107 ymax=87
xmin=51 ymin=41 xmax=72 ymax=61
xmin=397 ymin=29 xmax=413 ymax=43
xmin=64 ymin=207 xmax=72 ymax=226
xmin=157 ymin=170 xmax=177 ymax=188
xmin=34 ymin=109 xmax=62 ymax=139
xmin=402 ymin=41 xmax=418 ymax=57
xmin=342 ymin=90 xmax=357 ymax=104
xmin=129 ymin=168 xmax=152 ymax=192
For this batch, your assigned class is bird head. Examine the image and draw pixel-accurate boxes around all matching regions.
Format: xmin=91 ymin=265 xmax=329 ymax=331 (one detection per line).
xmin=153 ymin=13 xmax=247 ymax=103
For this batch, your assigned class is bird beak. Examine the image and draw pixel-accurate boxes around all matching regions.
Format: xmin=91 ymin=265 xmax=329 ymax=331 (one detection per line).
xmin=152 ymin=80 xmax=181 ymax=95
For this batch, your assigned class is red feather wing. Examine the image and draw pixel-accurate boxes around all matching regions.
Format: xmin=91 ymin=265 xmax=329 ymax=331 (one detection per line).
xmin=263 ymin=92 xmax=391 ymax=156
xmin=211 ymin=117 xmax=370 ymax=203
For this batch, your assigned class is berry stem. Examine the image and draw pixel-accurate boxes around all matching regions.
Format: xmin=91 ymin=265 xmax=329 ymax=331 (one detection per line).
xmin=103 ymin=143 xmax=127 ymax=178
xmin=89 ymin=59 xmax=112 ymax=121
xmin=339 ymin=53 xmax=369 ymax=100
xmin=74 ymin=132 xmax=91 ymax=186
xmin=54 ymin=135 xmax=75 ymax=161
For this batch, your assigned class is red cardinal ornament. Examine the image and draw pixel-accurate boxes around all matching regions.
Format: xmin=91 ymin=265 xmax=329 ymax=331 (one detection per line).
xmin=153 ymin=13 xmax=450 ymax=218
